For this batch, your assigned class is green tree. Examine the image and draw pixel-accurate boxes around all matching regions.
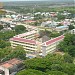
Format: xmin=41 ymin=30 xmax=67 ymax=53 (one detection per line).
xmin=0 ymin=25 xmax=3 ymax=30
xmin=57 ymin=14 xmax=65 ymax=20
xmin=3 ymin=46 xmax=26 ymax=61
xmin=68 ymin=46 xmax=75 ymax=57
xmin=47 ymin=71 xmax=68 ymax=75
xmin=50 ymin=64 xmax=62 ymax=71
xmin=15 ymin=25 xmax=27 ymax=34
xmin=0 ymin=47 xmax=12 ymax=60
xmin=23 ymin=54 xmax=75 ymax=75
xmin=0 ymin=48 xmax=4 ymax=59
xmin=0 ymin=40 xmax=10 ymax=48
xmin=61 ymin=63 xmax=75 ymax=75
xmin=0 ymin=30 xmax=15 ymax=40
xmin=13 ymin=46 xmax=26 ymax=60
xmin=34 ymin=14 xmax=43 ymax=20
xmin=0 ymin=40 xmax=6 ymax=48
xmin=63 ymin=53 xmax=73 ymax=63
xmin=69 ymin=25 xmax=74 ymax=30
xmin=16 ymin=69 xmax=46 ymax=75
xmin=64 ymin=34 xmax=75 ymax=45
xmin=24 ymin=58 xmax=46 ymax=72
xmin=58 ymin=34 xmax=75 ymax=57
xmin=58 ymin=41 xmax=67 ymax=52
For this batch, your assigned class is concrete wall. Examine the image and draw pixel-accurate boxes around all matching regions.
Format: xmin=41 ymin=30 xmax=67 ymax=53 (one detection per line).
xmin=0 ymin=66 xmax=9 ymax=75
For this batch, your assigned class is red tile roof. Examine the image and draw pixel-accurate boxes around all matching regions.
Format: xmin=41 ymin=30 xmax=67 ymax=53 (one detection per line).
xmin=43 ymin=35 xmax=64 ymax=46
xmin=15 ymin=30 xmax=36 ymax=38
xmin=0 ymin=58 xmax=22 ymax=69
xmin=1 ymin=63 xmax=13 ymax=68
xmin=10 ymin=37 xmax=36 ymax=45
xmin=8 ymin=58 xmax=22 ymax=65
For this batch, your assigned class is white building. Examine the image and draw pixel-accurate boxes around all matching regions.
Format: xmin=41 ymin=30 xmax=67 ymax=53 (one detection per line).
xmin=10 ymin=30 xmax=64 ymax=56
xmin=10 ymin=30 xmax=40 ymax=53
xmin=71 ymin=29 xmax=75 ymax=34
xmin=42 ymin=35 xmax=64 ymax=56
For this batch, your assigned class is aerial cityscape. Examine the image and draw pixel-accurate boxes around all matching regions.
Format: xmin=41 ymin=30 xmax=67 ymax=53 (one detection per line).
xmin=0 ymin=0 xmax=75 ymax=75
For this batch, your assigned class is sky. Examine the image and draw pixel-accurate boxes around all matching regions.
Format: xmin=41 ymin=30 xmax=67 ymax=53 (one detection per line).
xmin=0 ymin=0 xmax=74 ymax=2
xmin=0 ymin=0 xmax=47 ymax=2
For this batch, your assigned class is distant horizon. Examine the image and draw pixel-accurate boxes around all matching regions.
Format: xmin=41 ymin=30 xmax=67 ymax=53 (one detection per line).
xmin=0 ymin=0 xmax=74 ymax=2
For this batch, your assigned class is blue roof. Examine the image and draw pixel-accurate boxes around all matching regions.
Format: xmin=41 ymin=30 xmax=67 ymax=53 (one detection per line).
xmin=56 ymin=26 xmax=68 ymax=29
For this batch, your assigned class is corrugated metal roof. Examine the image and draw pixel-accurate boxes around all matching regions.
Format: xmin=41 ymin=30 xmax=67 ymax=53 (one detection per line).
xmin=10 ymin=37 xmax=36 ymax=45
xmin=43 ymin=35 xmax=64 ymax=46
